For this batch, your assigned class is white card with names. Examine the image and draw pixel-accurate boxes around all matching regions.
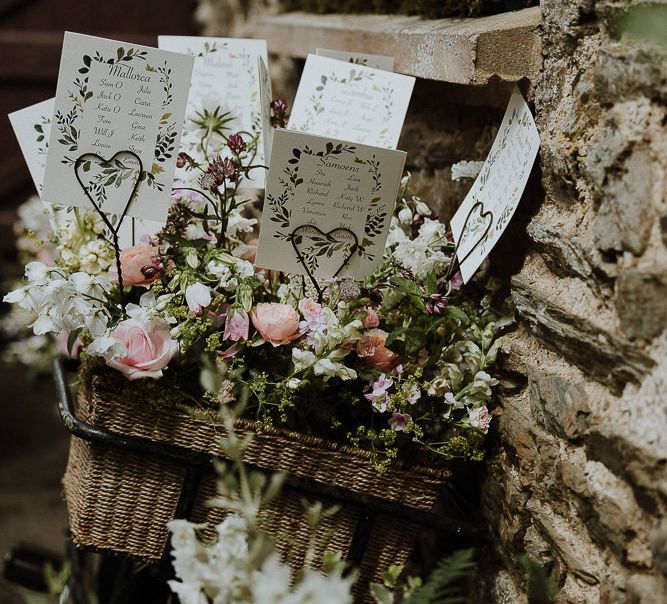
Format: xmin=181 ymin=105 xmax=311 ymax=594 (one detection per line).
xmin=158 ymin=36 xmax=269 ymax=189
xmin=11 ymin=95 xmax=162 ymax=246
xmin=315 ymin=48 xmax=395 ymax=71
xmin=255 ymin=129 xmax=406 ymax=280
xmin=450 ymin=87 xmax=540 ymax=283
xmin=42 ymin=32 xmax=194 ymax=223
xmin=9 ymin=98 xmax=55 ymax=196
xmin=288 ymin=54 xmax=414 ymax=150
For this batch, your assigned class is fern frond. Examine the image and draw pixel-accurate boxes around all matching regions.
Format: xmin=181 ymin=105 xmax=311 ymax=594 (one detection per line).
xmin=405 ymin=548 xmax=477 ymax=604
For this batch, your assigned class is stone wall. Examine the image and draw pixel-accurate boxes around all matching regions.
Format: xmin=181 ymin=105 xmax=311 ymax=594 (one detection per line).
xmin=196 ymin=1 xmax=667 ymax=601
xmin=485 ymin=1 xmax=667 ymax=602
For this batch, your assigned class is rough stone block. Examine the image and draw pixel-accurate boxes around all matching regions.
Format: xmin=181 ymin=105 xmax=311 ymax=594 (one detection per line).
xmin=528 ymin=371 xmax=591 ymax=440
xmin=595 ymin=42 xmax=667 ymax=105
xmin=511 ymin=254 xmax=655 ymax=388
xmin=616 ymin=268 xmax=667 ymax=340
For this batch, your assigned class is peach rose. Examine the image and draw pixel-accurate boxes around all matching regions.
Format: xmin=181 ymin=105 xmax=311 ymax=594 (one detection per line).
xmin=106 ymin=318 xmax=178 ymax=380
xmin=362 ymin=308 xmax=380 ymax=328
xmin=119 ymin=245 xmax=164 ymax=286
xmin=250 ymin=303 xmax=301 ymax=346
xmin=358 ymin=328 xmax=400 ymax=372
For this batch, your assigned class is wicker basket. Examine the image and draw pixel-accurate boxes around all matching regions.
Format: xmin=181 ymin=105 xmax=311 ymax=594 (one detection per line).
xmin=62 ymin=366 xmax=452 ymax=601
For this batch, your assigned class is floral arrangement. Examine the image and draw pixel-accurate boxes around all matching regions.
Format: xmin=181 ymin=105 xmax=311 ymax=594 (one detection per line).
xmin=3 ymin=101 xmax=508 ymax=470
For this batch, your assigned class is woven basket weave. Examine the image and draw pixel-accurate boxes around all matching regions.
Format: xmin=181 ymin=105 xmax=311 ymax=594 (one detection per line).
xmin=63 ymin=366 xmax=451 ymax=600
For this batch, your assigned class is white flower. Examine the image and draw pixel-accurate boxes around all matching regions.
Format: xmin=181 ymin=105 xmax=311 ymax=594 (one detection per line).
xmin=185 ymin=283 xmax=211 ymax=314
xmin=234 ymin=258 xmax=255 ymax=279
xmin=415 ymin=200 xmax=431 ymax=216
xmin=250 ymin=554 xmax=291 ymax=602
xmin=398 ymin=207 xmax=413 ymax=225
xmin=418 ymin=218 xmax=447 ymax=243
xmin=313 ymin=357 xmax=357 ymax=381
xmin=468 ymin=406 xmax=492 ymax=434
xmin=287 ymin=378 xmax=301 ymax=390
xmin=86 ymin=335 xmax=126 ymax=360
xmin=226 ymin=210 xmax=257 ymax=239
xmin=385 ymin=217 xmax=408 ymax=247
xmin=292 ymin=348 xmax=316 ymax=372
xmin=25 ymin=262 xmax=49 ymax=282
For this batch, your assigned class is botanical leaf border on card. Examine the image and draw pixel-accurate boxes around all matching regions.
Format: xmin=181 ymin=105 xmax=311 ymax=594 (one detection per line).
xmin=33 ymin=111 xmax=51 ymax=193
xmin=55 ymin=45 xmax=178 ymax=211
xmin=293 ymin=67 xmax=397 ymax=137
xmin=267 ymin=139 xmax=389 ymax=273
xmin=459 ymin=101 xmax=534 ymax=256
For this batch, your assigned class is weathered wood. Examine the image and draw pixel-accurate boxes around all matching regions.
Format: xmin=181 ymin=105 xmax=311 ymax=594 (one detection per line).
xmin=242 ymin=6 xmax=542 ymax=85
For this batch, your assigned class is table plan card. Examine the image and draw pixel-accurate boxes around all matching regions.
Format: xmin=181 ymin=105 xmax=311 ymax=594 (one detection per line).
xmin=158 ymin=36 xmax=269 ymax=188
xmin=9 ymin=98 xmax=55 ymax=196
xmin=288 ymin=54 xmax=414 ymax=150
xmin=450 ymin=87 xmax=540 ymax=283
xmin=255 ymin=129 xmax=406 ymax=280
xmin=42 ymin=32 xmax=194 ymax=223
xmin=315 ymin=48 xmax=395 ymax=71
xmin=10 ymin=96 xmax=162 ymax=246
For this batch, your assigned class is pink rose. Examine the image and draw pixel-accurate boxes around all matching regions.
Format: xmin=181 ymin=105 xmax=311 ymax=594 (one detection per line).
xmin=119 ymin=245 xmax=164 ymax=286
xmin=298 ymin=297 xmax=322 ymax=320
xmin=250 ymin=303 xmax=301 ymax=346
xmin=224 ymin=310 xmax=249 ymax=342
xmin=362 ymin=308 xmax=379 ymax=328
xmin=359 ymin=328 xmax=400 ymax=373
xmin=106 ymin=318 xmax=178 ymax=380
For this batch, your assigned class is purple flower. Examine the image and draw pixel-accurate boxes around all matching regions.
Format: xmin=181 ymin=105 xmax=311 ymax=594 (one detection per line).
xmin=450 ymin=271 xmax=464 ymax=291
xmin=364 ymin=373 xmax=394 ymax=412
xmin=388 ymin=411 xmax=412 ymax=432
xmin=426 ymin=293 xmax=448 ymax=315
xmin=198 ymin=172 xmax=218 ymax=193
xmin=227 ymin=134 xmax=246 ymax=154
xmin=270 ymin=98 xmax=289 ymax=128
xmin=403 ymin=383 xmax=421 ymax=405
xmin=207 ymin=157 xmax=239 ymax=187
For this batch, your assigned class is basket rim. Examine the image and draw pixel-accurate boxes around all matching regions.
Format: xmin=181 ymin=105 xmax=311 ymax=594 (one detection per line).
xmin=83 ymin=365 xmax=452 ymax=482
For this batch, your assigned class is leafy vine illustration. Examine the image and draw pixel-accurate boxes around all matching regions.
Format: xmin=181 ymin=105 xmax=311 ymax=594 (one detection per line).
xmin=295 ymin=67 xmax=375 ymax=132
xmin=54 ymin=44 xmax=182 ymax=207
xmin=271 ymin=140 xmax=388 ymax=268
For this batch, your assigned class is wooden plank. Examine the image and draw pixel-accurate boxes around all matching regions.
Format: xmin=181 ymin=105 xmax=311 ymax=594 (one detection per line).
xmin=242 ymin=6 xmax=542 ymax=85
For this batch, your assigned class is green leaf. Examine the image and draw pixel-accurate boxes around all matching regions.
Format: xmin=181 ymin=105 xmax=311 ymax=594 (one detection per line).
xmin=519 ymin=555 xmax=558 ymax=604
xmin=369 ymin=583 xmax=393 ymax=604
xmin=425 ymin=271 xmax=438 ymax=295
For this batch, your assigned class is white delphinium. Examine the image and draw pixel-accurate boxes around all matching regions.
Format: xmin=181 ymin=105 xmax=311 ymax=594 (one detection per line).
xmin=3 ymin=262 xmax=112 ymax=338
xmin=167 ymin=408 xmax=355 ymax=604
xmin=393 ymin=218 xmax=449 ymax=279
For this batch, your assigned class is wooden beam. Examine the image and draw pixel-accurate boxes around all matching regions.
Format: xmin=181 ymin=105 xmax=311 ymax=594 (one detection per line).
xmin=242 ymin=7 xmax=542 ymax=85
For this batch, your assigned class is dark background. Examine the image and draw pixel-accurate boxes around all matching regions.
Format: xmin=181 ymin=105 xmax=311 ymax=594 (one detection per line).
xmin=1 ymin=2 xmax=197 ymax=601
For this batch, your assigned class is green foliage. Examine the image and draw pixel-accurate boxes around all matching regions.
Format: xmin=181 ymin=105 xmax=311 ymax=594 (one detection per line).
xmin=519 ymin=555 xmax=558 ymax=604
xmin=404 ymin=548 xmax=477 ymax=604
